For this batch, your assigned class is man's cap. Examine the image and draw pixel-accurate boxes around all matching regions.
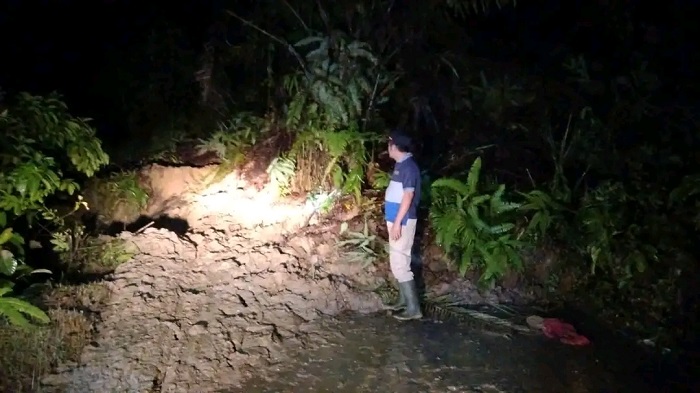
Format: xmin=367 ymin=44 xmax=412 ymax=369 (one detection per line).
xmin=388 ymin=129 xmax=412 ymax=147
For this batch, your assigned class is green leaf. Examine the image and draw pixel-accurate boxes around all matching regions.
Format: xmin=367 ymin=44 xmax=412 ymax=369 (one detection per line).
xmin=0 ymin=227 xmax=12 ymax=245
xmin=0 ymin=249 xmax=18 ymax=276
xmin=470 ymin=194 xmax=490 ymax=206
xmin=431 ymin=177 xmax=472 ymax=197
xmin=467 ymin=157 xmax=482 ymax=195
xmin=295 ymin=35 xmax=324 ymax=48
xmin=0 ymin=295 xmax=50 ymax=327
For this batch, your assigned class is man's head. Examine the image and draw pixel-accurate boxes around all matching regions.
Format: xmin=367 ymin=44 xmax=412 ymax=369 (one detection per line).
xmin=387 ymin=129 xmax=412 ymax=161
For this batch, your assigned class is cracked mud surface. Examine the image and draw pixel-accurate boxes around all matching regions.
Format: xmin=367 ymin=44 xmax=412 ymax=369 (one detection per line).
xmin=43 ymin=171 xmax=387 ymax=392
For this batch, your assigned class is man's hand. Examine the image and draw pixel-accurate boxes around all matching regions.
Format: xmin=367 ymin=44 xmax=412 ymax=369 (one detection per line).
xmin=389 ymin=222 xmax=402 ymax=241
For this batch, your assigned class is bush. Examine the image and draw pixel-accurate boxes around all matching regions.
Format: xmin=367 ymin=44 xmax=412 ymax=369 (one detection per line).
xmin=0 ymin=91 xmax=109 ymax=327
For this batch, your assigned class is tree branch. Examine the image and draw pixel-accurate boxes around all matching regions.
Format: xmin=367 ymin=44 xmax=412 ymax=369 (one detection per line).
xmin=362 ymin=73 xmax=382 ymax=132
xmin=226 ymin=10 xmax=310 ymax=81
xmin=315 ymin=0 xmax=332 ymax=35
xmin=362 ymin=39 xmax=408 ymax=131
xmin=280 ymin=0 xmax=311 ymax=33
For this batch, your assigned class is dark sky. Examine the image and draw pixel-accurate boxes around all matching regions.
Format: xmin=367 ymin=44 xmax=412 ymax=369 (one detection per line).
xmin=1 ymin=0 xmax=699 ymax=124
xmin=0 ymin=0 xmax=218 ymax=104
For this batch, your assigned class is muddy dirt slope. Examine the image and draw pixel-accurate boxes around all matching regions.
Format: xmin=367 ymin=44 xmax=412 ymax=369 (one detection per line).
xmin=41 ymin=165 xmax=387 ymax=392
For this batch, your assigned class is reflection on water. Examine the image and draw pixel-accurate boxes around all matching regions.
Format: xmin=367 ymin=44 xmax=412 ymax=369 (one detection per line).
xmin=231 ymin=314 xmax=660 ymax=393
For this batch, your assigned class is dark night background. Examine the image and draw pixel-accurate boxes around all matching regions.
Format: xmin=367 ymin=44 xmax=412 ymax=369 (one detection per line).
xmin=0 ymin=0 xmax=219 ymax=148
xmin=2 ymin=0 xmax=700 ymax=390
xmin=4 ymin=0 xmax=699 ymax=145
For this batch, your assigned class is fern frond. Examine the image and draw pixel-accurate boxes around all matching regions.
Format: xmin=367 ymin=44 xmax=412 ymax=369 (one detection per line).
xmin=488 ymin=222 xmax=515 ymax=235
xmin=294 ymin=36 xmax=324 ymax=48
xmin=466 ymin=157 xmax=482 ymax=195
xmin=470 ymin=194 xmax=490 ymax=206
xmin=465 ymin=205 xmax=489 ymax=233
xmin=347 ymin=80 xmax=363 ymax=115
xmin=446 ymin=0 xmax=517 ymax=17
xmin=0 ymin=293 xmax=50 ymax=328
xmin=459 ymin=240 xmax=476 ymax=275
xmin=431 ymin=177 xmax=472 ymax=197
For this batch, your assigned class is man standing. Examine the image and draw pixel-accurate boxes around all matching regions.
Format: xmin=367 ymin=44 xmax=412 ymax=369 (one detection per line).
xmin=383 ymin=129 xmax=422 ymax=321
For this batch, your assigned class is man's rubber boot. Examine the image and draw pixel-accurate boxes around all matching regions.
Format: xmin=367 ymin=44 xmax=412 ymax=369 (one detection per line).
xmin=383 ymin=284 xmax=406 ymax=311
xmin=393 ymin=280 xmax=423 ymax=321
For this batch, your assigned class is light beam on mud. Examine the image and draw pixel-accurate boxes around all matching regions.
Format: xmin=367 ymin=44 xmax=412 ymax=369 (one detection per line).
xmin=187 ymin=171 xmax=319 ymax=229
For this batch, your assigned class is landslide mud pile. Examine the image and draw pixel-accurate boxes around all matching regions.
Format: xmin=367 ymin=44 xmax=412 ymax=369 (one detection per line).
xmin=42 ymin=165 xmax=386 ymax=392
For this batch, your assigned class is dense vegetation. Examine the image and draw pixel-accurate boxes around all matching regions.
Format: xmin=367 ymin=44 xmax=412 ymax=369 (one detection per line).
xmin=1 ymin=0 xmax=699 ymax=386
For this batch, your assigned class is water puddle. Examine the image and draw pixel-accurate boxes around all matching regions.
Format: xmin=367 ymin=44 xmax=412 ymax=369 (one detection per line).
xmin=230 ymin=312 xmax=654 ymax=393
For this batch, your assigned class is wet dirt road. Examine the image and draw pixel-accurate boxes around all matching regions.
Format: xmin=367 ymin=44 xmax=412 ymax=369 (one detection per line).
xmin=233 ymin=314 xmax=653 ymax=393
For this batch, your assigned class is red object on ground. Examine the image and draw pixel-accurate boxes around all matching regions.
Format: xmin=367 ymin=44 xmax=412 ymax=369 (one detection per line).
xmin=541 ymin=318 xmax=591 ymax=346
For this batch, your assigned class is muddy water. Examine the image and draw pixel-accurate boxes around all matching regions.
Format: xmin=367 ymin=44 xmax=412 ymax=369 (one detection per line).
xmin=231 ymin=313 xmax=654 ymax=393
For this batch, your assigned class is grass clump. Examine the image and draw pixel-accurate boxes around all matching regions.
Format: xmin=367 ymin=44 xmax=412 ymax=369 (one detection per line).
xmin=0 ymin=282 xmax=109 ymax=392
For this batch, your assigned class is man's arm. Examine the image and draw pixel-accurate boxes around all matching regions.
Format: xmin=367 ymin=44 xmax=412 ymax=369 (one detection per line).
xmin=393 ymin=190 xmax=414 ymax=226
xmin=393 ymin=164 xmax=418 ymax=226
